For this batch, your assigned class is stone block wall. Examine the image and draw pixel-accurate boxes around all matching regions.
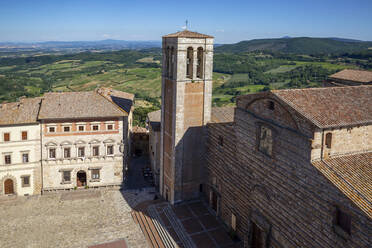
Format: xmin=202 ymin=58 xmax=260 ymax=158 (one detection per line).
xmin=205 ymin=95 xmax=371 ymax=247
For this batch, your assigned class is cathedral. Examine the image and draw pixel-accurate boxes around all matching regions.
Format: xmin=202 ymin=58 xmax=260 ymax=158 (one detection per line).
xmin=146 ymin=30 xmax=372 ymax=247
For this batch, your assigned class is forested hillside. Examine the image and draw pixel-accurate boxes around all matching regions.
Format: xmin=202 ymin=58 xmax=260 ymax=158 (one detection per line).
xmin=216 ymin=37 xmax=372 ymax=54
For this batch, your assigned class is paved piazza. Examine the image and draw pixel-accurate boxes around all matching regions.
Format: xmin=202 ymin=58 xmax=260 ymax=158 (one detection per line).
xmin=0 ymin=189 xmax=155 ymax=248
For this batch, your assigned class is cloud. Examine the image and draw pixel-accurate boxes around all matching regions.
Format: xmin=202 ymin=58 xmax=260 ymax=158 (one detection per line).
xmin=102 ymin=34 xmax=111 ymax=38
xmin=216 ymin=29 xmax=225 ymax=33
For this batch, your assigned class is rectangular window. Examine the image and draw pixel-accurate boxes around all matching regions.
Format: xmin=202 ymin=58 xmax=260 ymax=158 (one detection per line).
xmin=64 ymin=148 xmax=71 ymax=158
xmin=22 ymin=153 xmax=29 ymax=163
xmin=21 ymin=176 xmax=30 ymax=187
xmin=92 ymin=125 xmax=99 ymax=131
xmin=4 ymin=133 xmax=10 ymax=142
xmin=48 ymin=127 xmax=55 ymax=133
xmin=78 ymin=125 xmax=85 ymax=132
xmin=49 ymin=148 xmax=56 ymax=159
xmin=4 ymin=155 xmax=11 ymax=164
xmin=93 ymin=146 xmax=99 ymax=156
xmin=259 ymin=126 xmax=273 ymax=157
xmin=78 ymin=147 xmax=85 ymax=157
xmin=91 ymin=169 xmax=100 ymax=179
xmin=63 ymin=126 xmax=70 ymax=132
xmin=107 ymin=145 xmax=114 ymax=155
xmin=336 ymin=208 xmax=351 ymax=234
xmin=21 ymin=131 xmax=28 ymax=140
xmin=107 ymin=124 xmax=113 ymax=130
xmin=63 ymin=171 xmax=71 ymax=182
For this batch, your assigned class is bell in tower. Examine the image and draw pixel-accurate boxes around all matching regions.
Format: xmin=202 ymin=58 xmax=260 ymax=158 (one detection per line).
xmin=160 ymin=30 xmax=214 ymax=203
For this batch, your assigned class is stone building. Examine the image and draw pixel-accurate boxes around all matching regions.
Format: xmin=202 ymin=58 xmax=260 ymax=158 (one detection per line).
xmin=160 ymin=30 xmax=214 ymax=203
xmin=146 ymin=110 xmax=161 ymax=188
xmin=152 ymin=30 xmax=372 ymax=247
xmin=130 ymin=126 xmax=149 ymax=157
xmin=205 ymin=86 xmax=371 ymax=247
xmin=324 ymin=69 xmax=372 ymax=87
xmin=39 ymin=88 xmax=133 ymax=191
xmin=0 ymin=88 xmax=133 ymax=195
xmin=0 ymin=97 xmax=42 ymax=196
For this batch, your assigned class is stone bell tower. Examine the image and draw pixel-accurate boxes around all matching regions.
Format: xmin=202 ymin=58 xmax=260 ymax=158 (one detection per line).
xmin=160 ymin=30 xmax=214 ymax=204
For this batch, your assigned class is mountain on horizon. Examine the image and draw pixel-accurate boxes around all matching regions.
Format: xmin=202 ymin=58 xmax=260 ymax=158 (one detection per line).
xmin=215 ymin=37 xmax=372 ymax=54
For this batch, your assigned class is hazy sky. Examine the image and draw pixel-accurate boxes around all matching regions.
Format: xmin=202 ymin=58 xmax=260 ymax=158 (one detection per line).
xmin=1 ymin=0 xmax=372 ymax=43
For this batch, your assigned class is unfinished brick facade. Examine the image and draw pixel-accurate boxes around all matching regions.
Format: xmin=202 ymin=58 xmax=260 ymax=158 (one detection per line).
xmin=205 ymin=88 xmax=371 ymax=247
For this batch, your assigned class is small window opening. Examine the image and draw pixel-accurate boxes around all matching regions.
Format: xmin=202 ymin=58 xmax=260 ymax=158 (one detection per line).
xmin=64 ymin=126 xmax=70 ymax=132
xmin=325 ymin=132 xmax=332 ymax=149
xmin=197 ymin=47 xmax=204 ymax=78
xmin=218 ymin=136 xmax=224 ymax=146
xmin=186 ymin=47 xmax=193 ymax=79
xmin=268 ymin=101 xmax=275 ymax=110
xmin=336 ymin=208 xmax=351 ymax=234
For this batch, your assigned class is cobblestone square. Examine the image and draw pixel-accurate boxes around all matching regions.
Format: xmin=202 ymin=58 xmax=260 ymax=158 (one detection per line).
xmin=0 ymin=189 xmax=153 ymax=248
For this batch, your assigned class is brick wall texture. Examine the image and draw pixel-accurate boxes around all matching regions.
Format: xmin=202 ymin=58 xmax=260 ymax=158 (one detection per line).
xmin=205 ymin=96 xmax=371 ymax=247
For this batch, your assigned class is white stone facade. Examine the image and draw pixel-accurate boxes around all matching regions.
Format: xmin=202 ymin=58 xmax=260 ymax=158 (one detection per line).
xmin=0 ymin=124 xmax=41 ymax=196
xmin=41 ymin=118 xmax=127 ymax=191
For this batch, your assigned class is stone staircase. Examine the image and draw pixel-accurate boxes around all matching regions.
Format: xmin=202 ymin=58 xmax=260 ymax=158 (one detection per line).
xmin=132 ymin=200 xmax=178 ymax=248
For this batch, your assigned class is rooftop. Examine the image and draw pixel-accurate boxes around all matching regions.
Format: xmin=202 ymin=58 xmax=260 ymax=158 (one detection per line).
xmin=163 ymin=30 xmax=213 ymax=39
xmin=329 ymin=69 xmax=372 ymax=84
xmin=312 ymin=152 xmax=372 ymax=219
xmin=38 ymin=88 xmax=133 ymax=120
xmin=210 ymin=106 xmax=235 ymax=123
xmin=272 ymin=85 xmax=372 ymax=128
xmin=147 ymin=110 xmax=161 ymax=131
xmin=0 ymin=97 xmax=41 ymax=126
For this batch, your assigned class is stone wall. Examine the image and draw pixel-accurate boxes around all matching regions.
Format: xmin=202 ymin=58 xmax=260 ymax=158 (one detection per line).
xmin=0 ymin=123 xmax=41 ymax=196
xmin=205 ymin=96 xmax=371 ymax=247
xmin=41 ymin=117 xmax=125 ymax=190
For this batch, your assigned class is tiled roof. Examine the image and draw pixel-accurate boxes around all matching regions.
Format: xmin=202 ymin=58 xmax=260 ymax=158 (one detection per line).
xmin=147 ymin=110 xmax=161 ymax=131
xmin=329 ymin=69 xmax=372 ymax=84
xmin=38 ymin=89 xmax=131 ymax=120
xmin=272 ymin=85 xmax=372 ymax=128
xmin=312 ymin=152 xmax=372 ymax=219
xmin=97 ymin=88 xmax=134 ymax=114
xmin=132 ymin=126 xmax=147 ymax=133
xmin=0 ymin=97 xmax=41 ymax=125
xmin=147 ymin=110 xmax=161 ymax=123
xmin=211 ymin=107 xmax=235 ymax=123
xmin=163 ymin=30 xmax=213 ymax=39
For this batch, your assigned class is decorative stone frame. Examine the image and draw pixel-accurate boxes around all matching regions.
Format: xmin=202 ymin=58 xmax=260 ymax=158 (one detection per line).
xmin=21 ymin=175 xmax=31 ymax=187
xmin=0 ymin=174 xmax=17 ymax=195
xmin=255 ymin=122 xmax=278 ymax=160
xmin=103 ymin=138 xmax=115 ymax=156
xmin=88 ymin=167 xmax=102 ymax=182
xmin=247 ymin=209 xmax=272 ymax=248
xmin=59 ymin=169 xmax=72 ymax=184
xmin=45 ymin=141 xmax=58 ymax=160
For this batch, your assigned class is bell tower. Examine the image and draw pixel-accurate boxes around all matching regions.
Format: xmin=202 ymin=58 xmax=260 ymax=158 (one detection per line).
xmin=160 ymin=30 xmax=214 ymax=203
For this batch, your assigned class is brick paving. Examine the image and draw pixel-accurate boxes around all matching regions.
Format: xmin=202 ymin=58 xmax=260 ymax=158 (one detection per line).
xmin=0 ymin=189 xmax=154 ymax=248
xmin=134 ymin=200 xmax=241 ymax=248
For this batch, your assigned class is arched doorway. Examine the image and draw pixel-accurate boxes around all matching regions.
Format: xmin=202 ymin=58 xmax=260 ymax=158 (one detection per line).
xmin=76 ymin=171 xmax=87 ymax=187
xmin=4 ymin=179 xmax=14 ymax=194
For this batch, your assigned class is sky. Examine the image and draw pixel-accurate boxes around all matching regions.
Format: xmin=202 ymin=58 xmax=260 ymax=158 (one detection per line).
xmin=0 ymin=0 xmax=372 ymax=43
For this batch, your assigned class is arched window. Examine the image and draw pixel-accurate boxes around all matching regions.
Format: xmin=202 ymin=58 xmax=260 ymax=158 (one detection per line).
xmin=258 ymin=126 xmax=273 ymax=156
xmin=197 ymin=47 xmax=204 ymax=78
xmin=170 ymin=47 xmax=174 ymax=79
xmin=165 ymin=47 xmax=170 ymax=77
xmin=325 ymin=132 xmax=332 ymax=148
xmin=186 ymin=47 xmax=193 ymax=79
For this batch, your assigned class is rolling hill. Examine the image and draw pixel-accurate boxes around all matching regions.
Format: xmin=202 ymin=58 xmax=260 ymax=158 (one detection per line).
xmin=215 ymin=37 xmax=372 ymax=54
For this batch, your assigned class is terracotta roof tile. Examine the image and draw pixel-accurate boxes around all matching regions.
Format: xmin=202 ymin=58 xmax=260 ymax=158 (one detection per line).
xmin=0 ymin=97 xmax=41 ymax=125
xmin=163 ymin=30 xmax=213 ymax=39
xmin=132 ymin=126 xmax=147 ymax=133
xmin=329 ymin=69 xmax=372 ymax=84
xmin=312 ymin=152 xmax=372 ymax=219
xmin=38 ymin=88 xmax=133 ymax=120
xmin=211 ymin=107 xmax=235 ymax=123
xmin=272 ymin=85 xmax=372 ymax=128
xmin=97 ymin=88 xmax=134 ymax=114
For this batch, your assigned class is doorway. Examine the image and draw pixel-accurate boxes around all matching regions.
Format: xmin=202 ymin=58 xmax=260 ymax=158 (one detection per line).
xmin=76 ymin=171 xmax=87 ymax=187
xmin=4 ymin=179 xmax=14 ymax=194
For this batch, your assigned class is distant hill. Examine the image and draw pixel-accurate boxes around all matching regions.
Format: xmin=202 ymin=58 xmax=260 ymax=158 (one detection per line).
xmin=215 ymin=37 xmax=372 ymax=54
